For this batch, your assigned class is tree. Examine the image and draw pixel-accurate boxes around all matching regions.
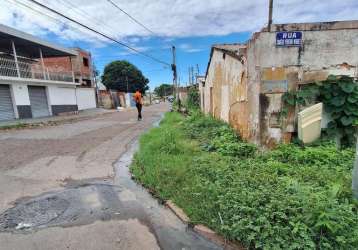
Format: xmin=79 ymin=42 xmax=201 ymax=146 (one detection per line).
xmin=154 ymin=84 xmax=173 ymax=98
xmin=101 ymin=60 xmax=149 ymax=93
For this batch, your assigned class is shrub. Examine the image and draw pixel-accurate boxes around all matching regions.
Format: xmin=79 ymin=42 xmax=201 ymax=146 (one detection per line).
xmin=186 ymin=86 xmax=200 ymax=109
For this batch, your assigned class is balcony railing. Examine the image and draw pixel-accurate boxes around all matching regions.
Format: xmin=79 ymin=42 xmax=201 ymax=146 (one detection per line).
xmin=0 ymin=57 xmax=74 ymax=83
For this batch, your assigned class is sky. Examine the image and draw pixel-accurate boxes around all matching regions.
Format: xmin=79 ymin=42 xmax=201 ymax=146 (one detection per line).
xmin=1 ymin=0 xmax=358 ymax=90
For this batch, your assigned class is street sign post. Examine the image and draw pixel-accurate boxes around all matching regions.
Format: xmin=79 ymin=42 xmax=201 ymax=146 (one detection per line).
xmin=276 ymin=31 xmax=302 ymax=47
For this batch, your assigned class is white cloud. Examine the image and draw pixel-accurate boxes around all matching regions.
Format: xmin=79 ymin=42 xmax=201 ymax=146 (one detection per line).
xmin=117 ymin=46 xmax=151 ymax=56
xmin=0 ymin=0 xmax=357 ymax=45
xmin=178 ymin=43 xmax=203 ymax=53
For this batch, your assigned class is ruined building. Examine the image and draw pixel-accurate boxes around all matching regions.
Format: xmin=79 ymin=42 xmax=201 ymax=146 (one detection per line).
xmin=201 ymin=20 xmax=358 ymax=146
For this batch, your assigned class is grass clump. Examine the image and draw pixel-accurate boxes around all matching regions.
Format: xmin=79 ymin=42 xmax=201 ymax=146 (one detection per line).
xmin=0 ymin=123 xmax=27 ymax=130
xmin=131 ymin=112 xmax=358 ymax=249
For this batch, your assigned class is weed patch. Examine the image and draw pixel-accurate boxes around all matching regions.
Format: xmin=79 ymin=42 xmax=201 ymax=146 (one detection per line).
xmin=131 ymin=112 xmax=358 ymax=249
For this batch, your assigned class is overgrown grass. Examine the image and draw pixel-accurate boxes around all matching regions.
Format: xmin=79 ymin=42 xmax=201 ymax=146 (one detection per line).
xmin=131 ymin=111 xmax=358 ymax=249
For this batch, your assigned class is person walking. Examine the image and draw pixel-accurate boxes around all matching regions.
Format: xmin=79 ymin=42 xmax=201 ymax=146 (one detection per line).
xmin=133 ymin=90 xmax=143 ymax=121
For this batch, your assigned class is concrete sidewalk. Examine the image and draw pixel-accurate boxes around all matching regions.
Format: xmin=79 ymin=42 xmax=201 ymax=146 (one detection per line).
xmin=0 ymin=108 xmax=118 ymax=128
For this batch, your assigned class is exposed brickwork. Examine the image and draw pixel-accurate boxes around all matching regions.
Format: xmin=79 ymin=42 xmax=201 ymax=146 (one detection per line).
xmin=42 ymin=56 xmax=73 ymax=72
xmin=43 ymin=48 xmax=93 ymax=87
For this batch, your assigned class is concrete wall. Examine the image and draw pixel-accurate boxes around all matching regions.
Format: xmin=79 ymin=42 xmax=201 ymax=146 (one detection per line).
xmin=76 ymin=88 xmax=96 ymax=110
xmin=125 ymin=93 xmax=136 ymax=107
xmin=47 ymin=85 xmax=77 ymax=115
xmin=47 ymin=86 xmax=77 ymax=105
xmin=178 ymin=89 xmax=188 ymax=104
xmin=199 ymin=81 xmax=205 ymax=111
xmin=11 ymin=83 xmax=30 ymax=106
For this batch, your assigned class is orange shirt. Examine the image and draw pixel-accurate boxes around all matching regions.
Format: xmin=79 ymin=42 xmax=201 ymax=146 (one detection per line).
xmin=133 ymin=91 xmax=142 ymax=104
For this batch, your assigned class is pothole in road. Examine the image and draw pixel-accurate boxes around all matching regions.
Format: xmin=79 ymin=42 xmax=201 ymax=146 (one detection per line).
xmin=0 ymin=197 xmax=69 ymax=230
xmin=0 ymin=183 xmax=124 ymax=233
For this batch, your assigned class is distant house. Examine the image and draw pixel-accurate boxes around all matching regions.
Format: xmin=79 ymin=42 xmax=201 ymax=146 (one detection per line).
xmin=0 ymin=24 xmax=97 ymax=121
xmin=201 ymin=20 xmax=358 ymax=147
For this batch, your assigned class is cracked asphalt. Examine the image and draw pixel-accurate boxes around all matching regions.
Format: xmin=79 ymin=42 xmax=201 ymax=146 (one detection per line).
xmin=0 ymin=103 xmax=222 ymax=250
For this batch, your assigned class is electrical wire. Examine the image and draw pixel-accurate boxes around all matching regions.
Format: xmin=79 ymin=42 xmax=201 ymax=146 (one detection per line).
xmin=25 ymin=0 xmax=171 ymax=66
xmin=7 ymin=0 xmax=115 ymax=44
xmin=105 ymin=0 xmax=157 ymax=37
xmin=57 ymin=0 xmax=118 ymax=38
xmin=105 ymin=0 xmax=175 ymax=51
xmin=55 ymin=0 xmax=167 ymax=60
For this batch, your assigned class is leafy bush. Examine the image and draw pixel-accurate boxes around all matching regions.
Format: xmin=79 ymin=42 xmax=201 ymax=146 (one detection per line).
xmin=184 ymin=113 xmax=257 ymax=158
xmin=186 ymin=86 xmax=200 ymax=109
xmin=282 ymin=75 xmax=358 ymax=147
xmin=131 ymin=111 xmax=358 ymax=249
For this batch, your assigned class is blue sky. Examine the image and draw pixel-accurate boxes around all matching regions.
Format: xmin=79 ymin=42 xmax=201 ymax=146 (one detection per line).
xmin=1 ymin=0 xmax=358 ymax=90
xmin=62 ymin=32 xmax=251 ymax=90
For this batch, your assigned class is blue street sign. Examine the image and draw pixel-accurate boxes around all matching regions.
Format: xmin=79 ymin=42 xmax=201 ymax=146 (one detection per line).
xmin=276 ymin=31 xmax=302 ymax=47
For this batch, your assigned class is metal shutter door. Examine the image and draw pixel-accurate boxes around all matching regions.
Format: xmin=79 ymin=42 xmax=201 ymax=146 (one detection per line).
xmin=0 ymin=85 xmax=15 ymax=121
xmin=28 ymin=86 xmax=50 ymax=118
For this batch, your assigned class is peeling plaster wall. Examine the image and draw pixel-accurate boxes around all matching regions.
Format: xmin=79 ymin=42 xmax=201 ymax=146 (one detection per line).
xmin=246 ymin=23 xmax=358 ymax=146
xmin=204 ymin=49 xmax=249 ymax=139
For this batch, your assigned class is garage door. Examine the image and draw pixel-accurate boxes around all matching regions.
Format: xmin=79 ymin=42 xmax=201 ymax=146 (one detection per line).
xmin=28 ymin=86 xmax=50 ymax=118
xmin=0 ymin=84 xmax=15 ymax=121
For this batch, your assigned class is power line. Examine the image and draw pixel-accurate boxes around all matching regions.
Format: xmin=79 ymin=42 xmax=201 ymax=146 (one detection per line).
xmin=25 ymin=0 xmax=171 ymax=66
xmin=57 ymin=0 xmax=118 ymax=38
xmin=56 ymin=0 xmax=170 ymax=59
xmin=105 ymin=0 xmax=157 ymax=37
xmin=105 ymin=0 xmax=174 ymax=50
xmin=8 ymin=0 xmax=114 ymax=46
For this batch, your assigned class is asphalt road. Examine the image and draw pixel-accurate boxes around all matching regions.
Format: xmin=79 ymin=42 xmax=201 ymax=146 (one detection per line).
xmin=0 ymin=103 xmax=222 ymax=250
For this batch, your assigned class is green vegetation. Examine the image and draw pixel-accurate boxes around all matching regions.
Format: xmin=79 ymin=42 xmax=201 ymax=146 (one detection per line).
xmin=131 ymin=111 xmax=358 ymax=249
xmin=186 ymin=86 xmax=200 ymax=109
xmin=154 ymin=84 xmax=173 ymax=98
xmin=101 ymin=60 xmax=149 ymax=93
xmin=282 ymin=75 xmax=358 ymax=147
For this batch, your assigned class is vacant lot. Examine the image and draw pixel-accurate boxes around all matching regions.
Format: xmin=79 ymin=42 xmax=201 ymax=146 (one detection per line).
xmin=132 ymin=111 xmax=358 ymax=249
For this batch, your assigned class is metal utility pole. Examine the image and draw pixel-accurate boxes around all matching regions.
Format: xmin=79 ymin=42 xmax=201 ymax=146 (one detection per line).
xmin=191 ymin=66 xmax=195 ymax=85
xmin=171 ymin=46 xmax=179 ymax=103
xmin=268 ymin=0 xmax=273 ymax=32
xmin=196 ymin=64 xmax=200 ymax=76
xmin=188 ymin=67 xmax=191 ymax=85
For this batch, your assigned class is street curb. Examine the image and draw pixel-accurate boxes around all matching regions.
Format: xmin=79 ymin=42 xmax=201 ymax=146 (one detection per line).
xmin=165 ymin=200 xmax=190 ymax=224
xmin=0 ymin=109 xmax=116 ymax=130
xmin=165 ymin=200 xmax=245 ymax=250
xmin=193 ymin=225 xmax=245 ymax=250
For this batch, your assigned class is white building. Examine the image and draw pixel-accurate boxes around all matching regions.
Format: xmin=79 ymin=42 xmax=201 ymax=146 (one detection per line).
xmin=0 ymin=24 xmax=96 ymax=121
